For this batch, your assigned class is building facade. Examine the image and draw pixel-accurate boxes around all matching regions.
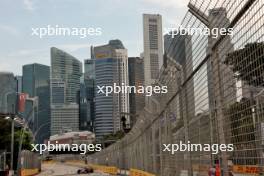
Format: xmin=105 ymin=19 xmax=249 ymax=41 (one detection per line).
xmin=79 ymin=59 xmax=95 ymax=132
xmin=206 ymin=7 xmax=236 ymax=109
xmin=50 ymin=47 xmax=82 ymax=135
xmin=128 ymin=57 xmax=145 ymax=126
xmin=93 ymin=40 xmax=130 ymax=139
xmin=22 ymin=63 xmax=50 ymax=143
xmin=0 ymin=72 xmax=17 ymax=114
xmin=49 ymin=131 xmax=95 ymax=145
xmin=16 ymin=76 xmax=22 ymax=93
xmin=164 ymin=33 xmax=195 ymax=121
xmin=50 ymin=104 xmax=79 ymax=135
xmin=143 ymin=14 xmax=163 ymax=86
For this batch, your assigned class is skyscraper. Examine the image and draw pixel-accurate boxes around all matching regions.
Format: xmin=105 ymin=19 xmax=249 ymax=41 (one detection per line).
xmin=207 ymin=8 xmax=236 ymax=109
xmin=16 ymin=76 xmax=22 ymax=93
xmin=164 ymin=33 xmax=195 ymax=121
xmin=22 ymin=63 xmax=50 ymax=143
xmin=50 ymin=47 xmax=82 ymax=135
xmin=50 ymin=79 xmax=65 ymax=104
xmin=143 ymin=14 xmax=163 ymax=86
xmin=128 ymin=57 xmax=145 ymax=126
xmin=93 ymin=40 xmax=130 ymax=139
xmin=79 ymin=59 xmax=95 ymax=131
xmin=84 ymin=59 xmax=95 ymax=79
xmin=51 ymin=47 xmax=82 ymax=104
xmin=205 ymin=8 xmax=236 ymax=170
xmin=0 ymin=72 xmax=17 ymax=114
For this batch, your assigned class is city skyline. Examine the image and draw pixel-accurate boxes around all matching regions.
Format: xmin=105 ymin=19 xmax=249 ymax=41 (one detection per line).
xmin=0 ymin=0 xmax=263 ymax=175
xmin=0 ymin=0 xmax=188 ymax=75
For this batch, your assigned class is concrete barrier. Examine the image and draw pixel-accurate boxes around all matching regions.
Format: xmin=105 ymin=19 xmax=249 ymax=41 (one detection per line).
xmin=89 ymin=164 xmax=118 ymax=175
xmin=130 ymin=168 xmax=155 ymax=176
xmin=20 ymin=168 xmax=39 ymax=176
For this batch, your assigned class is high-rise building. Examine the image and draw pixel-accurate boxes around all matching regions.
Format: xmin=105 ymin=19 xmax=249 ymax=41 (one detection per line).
xmin=205 ymin=8 xmax=236 ymax=169
xmin=128 ymin=57 xmax=145 ymax=126
xmin=84 ymin=59 xmax=95 ymax=79
xmin=51 ymin=47 xmax=82 ymax=104
xmin=22 ymin=63 xmax=50 ymax=143
xmin=143 ymin=14 xmax=163 ymax=86
xmin=164 ymin=33 xmax=196 ymax=122
xmin=79 ymin=59 xmax=95 ymax=131
xmin=50 ymin=47 xmax=82 ymax=135
xmin=206 ymin=8 xmax=236 ymax=109
xmin=51 ymin=104 xmax=79 ymax=135
xmin=0 ymin=72 xmax=17 ymax=114
xmin=16 ymin=76 xmax=22 ymax=93
xmin=93 ymin=40 xmax=130 ymax=139
xmin=50 ymin=79 xmax=65 ymax=104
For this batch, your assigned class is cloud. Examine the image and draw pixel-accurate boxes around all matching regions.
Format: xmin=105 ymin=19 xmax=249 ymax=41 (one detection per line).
xmin=1 ymin=48 xmax=49 ymax=75
xmin=0 ymin=63 xmax=13 ymax=72
xmin=1 ymin=44 xmax=91 ymax=75
xmin=0 ymin=25 xmax=20 ymax=36
xmin=7 ymin=48 xmax=47 ymax=57
xmin=23 ymin=0 xmax=35 ymax=11
xmin=165 ymin=18 xmax=182 ymax=28
xmin=56 ymin=43 xmax=92 ymax=52
xmin=142 ymin=0 xmax=189 ymax=8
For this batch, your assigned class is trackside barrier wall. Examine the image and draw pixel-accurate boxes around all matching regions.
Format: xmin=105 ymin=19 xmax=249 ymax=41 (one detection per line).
xmin=89 ymin=164 xmax=118 ymax=175
xmin=18 ymin=150 xmax=41 ymax=176
xmin=20 ymin=168 xmax=39 ymax=176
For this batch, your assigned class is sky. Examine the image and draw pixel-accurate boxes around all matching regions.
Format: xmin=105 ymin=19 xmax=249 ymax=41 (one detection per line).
xmin=0 ymin=0 xmax=188 ymax=75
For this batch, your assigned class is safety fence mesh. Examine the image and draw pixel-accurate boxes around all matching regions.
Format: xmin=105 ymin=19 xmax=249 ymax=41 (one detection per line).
xmin=88 ymin=0 xmax=264 ymax=175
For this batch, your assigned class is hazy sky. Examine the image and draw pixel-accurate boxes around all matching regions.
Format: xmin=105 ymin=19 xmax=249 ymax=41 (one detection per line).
xmin=0 ymin=0 xmax=188 ymax=75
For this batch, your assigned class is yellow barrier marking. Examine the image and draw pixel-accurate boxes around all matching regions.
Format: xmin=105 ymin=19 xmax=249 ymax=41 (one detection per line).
xmin=21 ymin=168 xmax=39 ymax=176
xmin=130 ymin=168 xmax=155 ymax=176
xmin=233 ymin=165 xmax=262 ymax=174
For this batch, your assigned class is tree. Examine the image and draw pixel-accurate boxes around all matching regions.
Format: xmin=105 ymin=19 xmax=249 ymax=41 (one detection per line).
xmin=224 ymin=42 xmax=264 ymax=87
xmin=103 ymin=130 xmax=125 ymax=141
xmin=0 ymin=118 xmax=33 ymax=169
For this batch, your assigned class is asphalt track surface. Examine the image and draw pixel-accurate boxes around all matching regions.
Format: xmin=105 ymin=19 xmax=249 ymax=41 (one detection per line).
xmin=37 ymin=162 xmax=110 ymax=176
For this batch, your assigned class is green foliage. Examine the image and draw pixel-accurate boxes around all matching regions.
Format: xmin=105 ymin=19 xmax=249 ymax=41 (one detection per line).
xmin=0 ymin=118 xmax=33 ymax=169
xmin=0 ymin=118 xmax=33 ymax=153
xmin=103 ymin=130 xmax=125 ymax=141
xmin=224 ymin=42 xmax=264 ymax=87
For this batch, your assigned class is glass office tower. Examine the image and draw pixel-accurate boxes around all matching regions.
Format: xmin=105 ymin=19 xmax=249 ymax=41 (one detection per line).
xmin=50 ymin=47 xmax=82 ymax=135
xmin=93 ymin=40 xmax=130 ymax=139
xmin=80 ymin=59 xmax=95 ymax=131
xmin=128 ymin=57 xmax=145 ymax=127
xmin=22 ymin=63 xmax=50 ymax=143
